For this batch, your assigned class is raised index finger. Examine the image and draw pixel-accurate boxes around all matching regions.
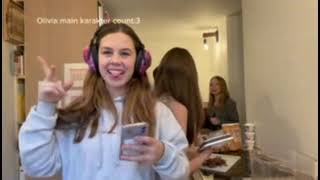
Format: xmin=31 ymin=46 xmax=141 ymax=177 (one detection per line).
xmin=37 ymin=56 xmax=56 ymax=81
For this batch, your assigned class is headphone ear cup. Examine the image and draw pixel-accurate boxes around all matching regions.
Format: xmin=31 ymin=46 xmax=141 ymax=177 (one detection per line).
xmin=135 ymin=50 xmax=151 ymax=76
xmin=90 ymin=44 xmax=99 ymax=73
xmin=83 ymin=46 xmax=96 ymax=72
xmin=135 ymin=50 xmax=143 ymax=74
xmin=142 ymin=50 xmax=151 ymax=73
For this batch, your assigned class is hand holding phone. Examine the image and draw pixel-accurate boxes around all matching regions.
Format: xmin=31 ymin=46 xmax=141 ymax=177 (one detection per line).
xmin=120 ymin=136 xmax=165 ymax=165
xmin=120 ymin=122 xmax=149 ymax=157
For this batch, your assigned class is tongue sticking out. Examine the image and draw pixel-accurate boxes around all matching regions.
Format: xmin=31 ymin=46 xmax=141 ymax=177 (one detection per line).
xmin=109 ymin=70 xmax=124 ymax=77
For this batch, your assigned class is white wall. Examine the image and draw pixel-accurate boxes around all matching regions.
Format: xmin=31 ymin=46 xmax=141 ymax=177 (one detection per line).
xmin=2 ymin=36 xmax=19 ymax=180
xmin=242 ymin=0 xmax=318 ymax=175
xmin=207 ymin=18 xmax=229 ymax=85
xmin=131 ymin=18 xmax=230 ymax=103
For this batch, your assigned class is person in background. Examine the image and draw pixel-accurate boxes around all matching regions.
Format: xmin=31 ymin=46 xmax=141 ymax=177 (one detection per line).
xmin=154 ymin=47 xmax=214 ymax=177
xmin=18 ymin=23 xmax=189 ymax=180
xmin=204 ymin=75 xmax=239 ymax=130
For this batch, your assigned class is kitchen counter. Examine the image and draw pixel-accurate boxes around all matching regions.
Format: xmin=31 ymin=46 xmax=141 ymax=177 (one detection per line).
xmin=200 ymin=150 xmax=314 ymax=180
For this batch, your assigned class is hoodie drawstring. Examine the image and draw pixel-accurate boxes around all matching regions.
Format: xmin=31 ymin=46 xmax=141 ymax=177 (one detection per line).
xmin=97 ymin=126 xmax=103 ymax=169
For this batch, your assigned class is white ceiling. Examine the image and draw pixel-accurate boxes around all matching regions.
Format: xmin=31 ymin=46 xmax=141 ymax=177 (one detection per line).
xmin=102 ymin=0 xmax=241 ymax=35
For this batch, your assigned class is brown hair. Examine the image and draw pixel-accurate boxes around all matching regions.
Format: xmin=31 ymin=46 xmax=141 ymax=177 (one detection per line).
xmin=56 ymin=23 xmax=155 ymax=143
xmin=154 ymin=47 xmax=203 ymax=144
xmin=208 ymin=76 xmax=230 ymax=108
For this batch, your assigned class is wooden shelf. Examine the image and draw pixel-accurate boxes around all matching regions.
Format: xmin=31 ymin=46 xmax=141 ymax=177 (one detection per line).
xmin=12 ymin=0 xmax=24 ymax=7
xmin=4 ymin=0 xmax=24 ymax=45
xmin=16 ymin=75 xmax=25 ymax=80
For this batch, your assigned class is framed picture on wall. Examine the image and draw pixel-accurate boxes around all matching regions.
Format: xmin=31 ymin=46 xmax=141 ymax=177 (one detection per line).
xmin=64 ymin=63 xmax=88 ymax=88
xmin=60 ymin=63 xmax=88 ymax=108
xmin=5 ymin=1 xmax=24 ymax=44
xmin=63 ymin=89 xmax=83 ymax=107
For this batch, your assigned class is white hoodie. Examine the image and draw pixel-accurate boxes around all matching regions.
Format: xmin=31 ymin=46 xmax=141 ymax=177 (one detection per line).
xmin=19 ymin=98 xmax=190 ymax=180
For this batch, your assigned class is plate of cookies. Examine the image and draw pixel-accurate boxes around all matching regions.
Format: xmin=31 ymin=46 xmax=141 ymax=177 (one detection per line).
xmin=201 ymin=153 xmax=241 ymax=172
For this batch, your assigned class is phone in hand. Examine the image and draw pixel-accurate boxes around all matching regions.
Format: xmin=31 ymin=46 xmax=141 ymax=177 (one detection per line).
xmin=120 ymin=122 xmax=149 ymax=157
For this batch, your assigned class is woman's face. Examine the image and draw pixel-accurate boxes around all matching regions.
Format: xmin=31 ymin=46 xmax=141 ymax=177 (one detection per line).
xmin=98 ymin=32 xmax=136 ymax=93
xmin=210 ymin=78 xmax=222 ymax=95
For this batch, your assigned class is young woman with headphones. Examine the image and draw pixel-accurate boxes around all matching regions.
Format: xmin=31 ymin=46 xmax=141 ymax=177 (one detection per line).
xmin=18 ymin=23 xmax=189 ymax=180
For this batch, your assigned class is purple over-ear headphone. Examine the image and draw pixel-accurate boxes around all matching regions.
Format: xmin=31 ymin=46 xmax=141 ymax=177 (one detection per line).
xmin=82 ymin=43 xmax=152 ymax=76
xmin=83 ymin=46 xmax=96 ymax=72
